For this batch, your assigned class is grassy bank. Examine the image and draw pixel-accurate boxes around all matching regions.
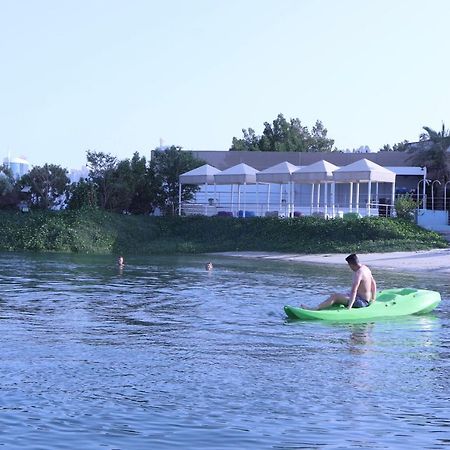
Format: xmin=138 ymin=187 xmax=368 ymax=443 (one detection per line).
xmin=0 ymin=210 xmax=447 ymax=255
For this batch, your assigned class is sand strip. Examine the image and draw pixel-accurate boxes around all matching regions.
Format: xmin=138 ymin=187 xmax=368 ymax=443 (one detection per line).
xmin=215 ymin=249 xmax=450 ymax=274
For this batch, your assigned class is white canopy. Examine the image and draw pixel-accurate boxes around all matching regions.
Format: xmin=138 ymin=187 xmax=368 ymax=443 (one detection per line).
xmin=333 ymin=158 xmax=396 ymax=183
xmin=179 ymin=164 xmax=221 ymax=184
xmin=292 ymin=160 xmax=339 ymax=183
xmin=256 ymin=161 xmax=298 ymax=183
xmin=214 ymin=163 xmax=258 ymax=185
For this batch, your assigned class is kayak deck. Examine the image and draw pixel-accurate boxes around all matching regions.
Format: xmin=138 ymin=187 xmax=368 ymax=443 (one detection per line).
xmin=284 ymin=288 xmax=441 ymax=321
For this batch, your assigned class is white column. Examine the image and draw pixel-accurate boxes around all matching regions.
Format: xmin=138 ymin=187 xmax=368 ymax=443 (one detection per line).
xmin=324 ymin=182 xmax=328 ymax=218
xmin=368 ymin=181 xmax=372 ymax=217
xmin=267 ymin=184 xmax=270 ymax=214
xmin=310 ymin=183 xmax=315 ymax=215
xmin=375 ymin=182 xmax=379 ymax=205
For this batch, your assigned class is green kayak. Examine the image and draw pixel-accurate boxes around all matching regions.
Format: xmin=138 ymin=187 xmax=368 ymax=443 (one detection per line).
xmin=284 ymin=288 xmax=441 ymax=321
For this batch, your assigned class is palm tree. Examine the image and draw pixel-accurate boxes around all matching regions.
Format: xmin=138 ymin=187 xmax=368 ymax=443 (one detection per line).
xmin=410 ymin=124 xmax=450 ymax=183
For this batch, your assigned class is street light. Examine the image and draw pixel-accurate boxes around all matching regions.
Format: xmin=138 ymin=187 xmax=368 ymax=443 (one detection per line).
xmin=431 ymin=180 xmax=441 ymax=211
xmin=444 ymin=180 xmax=450 ymax=212
xmin=416 ymin=178 xmax=430 ymax=210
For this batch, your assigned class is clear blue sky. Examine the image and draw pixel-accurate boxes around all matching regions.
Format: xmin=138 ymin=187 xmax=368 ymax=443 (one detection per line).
xmin=1 ymin=0 xmax=449 ymax=169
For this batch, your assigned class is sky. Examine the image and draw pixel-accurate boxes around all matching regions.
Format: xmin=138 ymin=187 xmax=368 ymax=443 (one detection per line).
xmin=1 ymin=0 xmax=449 ymax=170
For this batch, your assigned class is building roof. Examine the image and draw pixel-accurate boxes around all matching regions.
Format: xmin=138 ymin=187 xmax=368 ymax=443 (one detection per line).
xmin=333 ymin=158 xmax=396 ymax=183
xmin=179 ymin=164 xmax=221 ymax=184
xmin=213 ymin=163 xmax=258 ymax=184
xmin=292 ymin=160 xmax=339 ymax=182
xmin=256 ymin=161 xmax=299 ymax=183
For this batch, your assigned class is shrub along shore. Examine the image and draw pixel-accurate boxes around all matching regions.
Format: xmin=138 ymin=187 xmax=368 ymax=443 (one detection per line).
xmin=0 ymin=210 xmax=447 ymax=255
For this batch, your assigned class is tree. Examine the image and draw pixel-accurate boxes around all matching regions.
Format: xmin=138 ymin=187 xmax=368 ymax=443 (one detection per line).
xmin=0 ymin=165 xmax=15 ymax=196
xmin=86 ymin=151 xmax=118 ymax=209
xmin=149 ymin=146 xmax=204 ymax=215
xmin=107 ymin=152 xmax=153 ymax=213
xmin=410 ymin=124 xmax=450 ymax=183
xmin=127 ymin=152 xmax=154 ymax=214
xmin=66 ymin=178 xmax=98 ymax=210
xmin=19 ymin=164 xmax=69 ymax=209
xmin=230 ymin=114 xmax=334 ymax=152
xmin=379 ymin=140 xmax=409 ymax=152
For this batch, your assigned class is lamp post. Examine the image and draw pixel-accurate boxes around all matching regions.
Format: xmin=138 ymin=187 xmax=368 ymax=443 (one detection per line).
xmin=416 ymin=178 xmax=430 ymax=210
xmin=431 ymin=180 xmax=441 ymax=211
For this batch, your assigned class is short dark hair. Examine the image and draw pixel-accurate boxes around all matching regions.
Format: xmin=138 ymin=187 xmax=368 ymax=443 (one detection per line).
xmin=345 ymin=254 xmax=359 ymax=265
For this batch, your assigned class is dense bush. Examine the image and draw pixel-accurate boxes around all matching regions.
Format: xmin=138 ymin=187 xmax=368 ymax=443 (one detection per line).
xmin=0 ymin=211 xmax=446 ymax=255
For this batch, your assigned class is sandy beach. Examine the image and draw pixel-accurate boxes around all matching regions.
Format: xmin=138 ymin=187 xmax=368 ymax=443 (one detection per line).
xmin=216 ymin=248 xmax=450 ymax=274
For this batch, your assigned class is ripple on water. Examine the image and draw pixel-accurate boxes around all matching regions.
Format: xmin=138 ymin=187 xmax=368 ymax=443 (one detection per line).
xmin=0 ymin=253 xmax=449 ymax=449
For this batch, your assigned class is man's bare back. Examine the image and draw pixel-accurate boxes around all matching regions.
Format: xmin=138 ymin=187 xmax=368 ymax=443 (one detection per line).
xmin=301 ymin=254 xmax=377 ymax=311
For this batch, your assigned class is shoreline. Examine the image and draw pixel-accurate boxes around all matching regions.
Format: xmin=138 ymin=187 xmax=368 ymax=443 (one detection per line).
xmin=214 ymin=248 xmax=450 ymax=274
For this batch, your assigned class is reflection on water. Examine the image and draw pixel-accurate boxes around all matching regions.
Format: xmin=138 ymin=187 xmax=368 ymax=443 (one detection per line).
xmin=0 ymin=252 xmax=449 ymax=449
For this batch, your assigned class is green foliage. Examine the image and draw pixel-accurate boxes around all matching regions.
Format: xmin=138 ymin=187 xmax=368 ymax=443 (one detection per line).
xmin=394 ymin=195 xmax=417 ymax=222
xmin=379 ymin=140 xmax=409 ymax=152
xmin=86 ymin=150 xmax=118 ymax=209
xmin=149 ymin=146 xmax=204 ymax=215
xmin=411 ymin=124 xmax=450 ymax=183
xmin=19 ymin=164 xmax=69 ymax=209
xmin=67 ymin=178 xmax=98 ymax=210
xmin=0 ymin=170 xmax=14 ymax=196
xmin=0 ymin=211 xmax=445 ymax=255
xmin=230 ymin=114 xmax=335 ymax=152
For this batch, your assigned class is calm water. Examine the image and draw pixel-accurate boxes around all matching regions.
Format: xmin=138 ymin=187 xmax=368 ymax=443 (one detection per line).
xmin=0 ymin=253 xmax=449 ymax=449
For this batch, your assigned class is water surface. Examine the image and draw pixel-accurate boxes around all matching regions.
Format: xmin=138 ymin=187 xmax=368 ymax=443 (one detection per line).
xmin=0 ymin=253 xmax=449 ymax=449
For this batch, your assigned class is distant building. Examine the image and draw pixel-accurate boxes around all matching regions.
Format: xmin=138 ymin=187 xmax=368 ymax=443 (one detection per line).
xmin=3 ymin=157 xmax=31 ymax=179
xmin=69 ymin=166 xmax=89 ymax=183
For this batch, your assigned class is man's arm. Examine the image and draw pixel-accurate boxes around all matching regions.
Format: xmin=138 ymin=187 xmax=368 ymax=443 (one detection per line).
xmin=371 ymin=276 xmax=377 ymax=302
xmin=347 ymin=272 xmax=362 ymax=309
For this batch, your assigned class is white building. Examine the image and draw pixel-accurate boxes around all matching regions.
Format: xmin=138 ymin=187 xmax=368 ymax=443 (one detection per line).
xmin=3 ymin=157 xmax=31 ymax=179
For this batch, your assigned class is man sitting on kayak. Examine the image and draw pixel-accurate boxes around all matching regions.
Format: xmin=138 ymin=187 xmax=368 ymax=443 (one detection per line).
xmin=302 ymin=253 xmax=377 ymax=310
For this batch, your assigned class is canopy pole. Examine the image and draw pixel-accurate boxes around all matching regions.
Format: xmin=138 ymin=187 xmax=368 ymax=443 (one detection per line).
xmin=279 ymin=183 xmax=283 ymax=214
xmin=178 ymin=183 xmax=182 ymax=216
xmin=316 ymin=183 xmax=321 ymax=212
xmin=238 ymin=184 xmax=241 ymax=217
xmin=291 ymin=181 xmax=294 ymax=217
xmin=204 ymin=182 xmax=208 ymax=215
xmin=256 ymin=182 xmax=259 ymax=217
xmin=391 ymin=179 xmax=396 ymax=216
xmin=231 ymin=184 xmax=234 ymax=216
xmin=331 ymin=182 xmax=336 ymax=218
xmin=243 ymin=182 xmax=247 ymax=217
xmin=368 ymin=181 xmax=372 ymax=217
xmin=349 ymin=182 xmax=353 ymax=212
xmin=356 ymin=182 xmax=360 ymax=214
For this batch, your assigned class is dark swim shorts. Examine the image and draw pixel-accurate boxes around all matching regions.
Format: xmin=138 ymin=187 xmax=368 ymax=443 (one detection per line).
xmin=352 ymin=295 xmax=370 ymax=308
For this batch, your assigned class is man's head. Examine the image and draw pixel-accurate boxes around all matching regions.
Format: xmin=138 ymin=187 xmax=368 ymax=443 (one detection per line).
xmin=345 ymin=253 xmax=360 ymax=270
